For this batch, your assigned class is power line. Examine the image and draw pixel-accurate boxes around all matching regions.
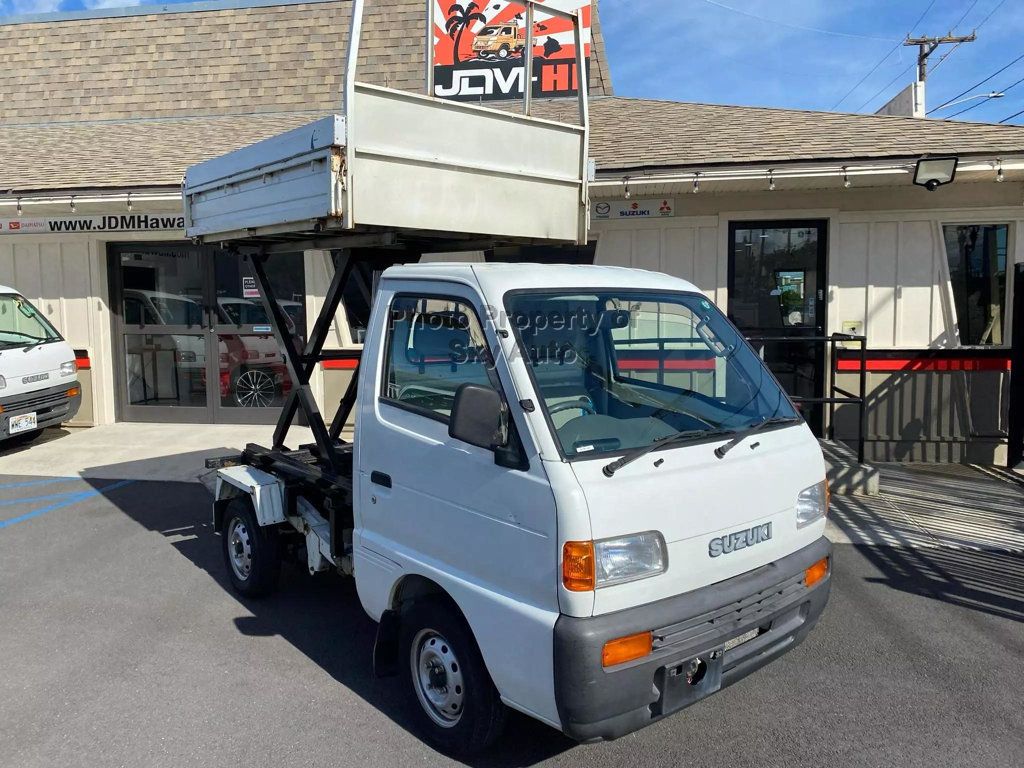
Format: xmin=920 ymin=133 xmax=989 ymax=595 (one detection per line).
xmin=950 ymin=0 xmax=981 ymax=31
xmin=699 ymin=0 xmax=899 ymax=42
xmin=831 ymin=0 xmax=940 ymax=110
xmin=928 ymin=51 xmax=1024 ymax=113
xmin=854 ymin=62 xmax=917 ymax=112
xmin=999 ymin=107 xmax=1024 ymax=123
xmin=944 ymin=75 xmax=1024 ymax=118
xmin=976 ymin=0 xmax=1009 ymax=30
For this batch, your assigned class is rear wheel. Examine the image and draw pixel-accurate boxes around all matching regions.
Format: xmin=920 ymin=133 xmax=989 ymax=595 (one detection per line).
xmin=400 ymin=598 xmax=507 ymax=756
xmin=221 ymin=497 xmax=280 ymax=597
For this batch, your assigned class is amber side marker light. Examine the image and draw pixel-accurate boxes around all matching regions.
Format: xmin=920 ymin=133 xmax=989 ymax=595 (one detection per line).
xmin=562 ymin=540 xmax=595 ymax=592
xmin=66 ymin=387 xmax=80 ymax=398
xmin=804 ymin=557 xmax=830 ymax=588
xmin=602 ymin=631 xmax=653 ymax=667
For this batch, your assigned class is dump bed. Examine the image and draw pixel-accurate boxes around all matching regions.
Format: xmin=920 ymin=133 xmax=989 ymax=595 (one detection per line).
xmin=183 ymin=83 xmax=589 ymax=245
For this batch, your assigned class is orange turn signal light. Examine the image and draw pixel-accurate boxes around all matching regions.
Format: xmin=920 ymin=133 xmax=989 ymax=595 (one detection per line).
xmin=562 ymin=540 xmax=595 ymax=592
xmin=602 ymin=631 xmax=653 ymax=667
xmin=804 ymin=557 xmax=829 ymax=588
xmin=66 ymin=387 xmax=80 ymax=398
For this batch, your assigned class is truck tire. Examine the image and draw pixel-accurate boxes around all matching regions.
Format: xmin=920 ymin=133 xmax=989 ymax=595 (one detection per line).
xmin=400 ymin=597 xmax=507 ymax=756
xmin=221 ymin=497 xmax=280 ymax=597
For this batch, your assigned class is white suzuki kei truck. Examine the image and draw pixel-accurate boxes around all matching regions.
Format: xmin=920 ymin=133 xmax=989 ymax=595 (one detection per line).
xmin=0 ymin=285 xmax=81 ymax=445
xmin=209 ymin=264 xmax=831 ymax=754
xmin=188 ymin=5 xmax=830 ymax=751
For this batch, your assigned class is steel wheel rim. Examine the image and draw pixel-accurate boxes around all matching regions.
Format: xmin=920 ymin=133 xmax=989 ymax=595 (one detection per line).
xmin=226 ymin=517 xmax=253 ymax=581
xmin=410 ymin=629 xmax=465 ymax=728
xmin=234 ymin=369 xmax=276 ymax=407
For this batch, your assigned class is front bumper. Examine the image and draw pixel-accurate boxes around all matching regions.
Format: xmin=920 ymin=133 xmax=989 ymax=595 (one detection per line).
xmin=0 ymin=381 xmax=81 ymax=440
xmin=553 ymin=536 xmax=832 ymax=742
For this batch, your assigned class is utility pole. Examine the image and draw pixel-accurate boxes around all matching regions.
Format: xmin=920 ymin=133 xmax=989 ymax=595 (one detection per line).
xmin=904 ymin=33 xmax=976 ymax=83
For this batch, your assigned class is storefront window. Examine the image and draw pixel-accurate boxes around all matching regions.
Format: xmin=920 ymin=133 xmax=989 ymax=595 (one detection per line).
xmin=943 ymin=224 xmax=1009 ymax=346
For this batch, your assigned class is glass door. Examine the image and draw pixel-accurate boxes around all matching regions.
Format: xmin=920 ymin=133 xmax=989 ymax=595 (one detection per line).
xmin=728 ymin=221 xmax=828 ymax=434
xmin=210 ymin=251 xmax=307 ymax=424
xmin=113 ymin=244 xmax=213 ymax=423
xmin=111 ymin=244 xmax=307 ymax=424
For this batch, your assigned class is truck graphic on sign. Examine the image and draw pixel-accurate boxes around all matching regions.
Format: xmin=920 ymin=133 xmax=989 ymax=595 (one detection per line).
xmin=432 ymin=0 xmax=591 ymax=102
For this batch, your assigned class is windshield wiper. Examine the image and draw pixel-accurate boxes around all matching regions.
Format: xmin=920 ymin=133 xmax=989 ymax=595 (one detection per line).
xmin=713 ymin=416 xmax=802 ymax=459
xmin=603 ymin=427 xmax=732 ymax=477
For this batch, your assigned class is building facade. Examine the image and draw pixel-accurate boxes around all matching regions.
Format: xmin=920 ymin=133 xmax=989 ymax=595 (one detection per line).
xmin=1 ymin=0 xmax=1021 ymax=463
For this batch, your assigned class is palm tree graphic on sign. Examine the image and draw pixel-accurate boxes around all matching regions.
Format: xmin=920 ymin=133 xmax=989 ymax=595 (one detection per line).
xmin=446 ymin=2 xmax=487 ymax=64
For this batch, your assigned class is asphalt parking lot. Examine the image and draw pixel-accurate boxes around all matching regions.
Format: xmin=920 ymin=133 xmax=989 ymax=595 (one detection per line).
xmin=1 ymin=470 xmax=1022 ymax=768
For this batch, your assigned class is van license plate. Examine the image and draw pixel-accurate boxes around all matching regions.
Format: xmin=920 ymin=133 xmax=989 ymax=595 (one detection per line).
xmin=724 ymin=628 xmax=759 ymax=651
xmin=9 ymin=412 xmax=37 ymax=435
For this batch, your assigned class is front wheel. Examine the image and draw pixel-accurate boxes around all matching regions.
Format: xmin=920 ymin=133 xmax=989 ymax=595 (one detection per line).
xmin=400 ymin=598 xmax=507 ymax=756
xmin=221 ymin=497 xmax=280 ymax=597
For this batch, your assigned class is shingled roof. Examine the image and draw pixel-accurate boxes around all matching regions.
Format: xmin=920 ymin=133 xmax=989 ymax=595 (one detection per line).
xmin=529 ymin=97 xmax=1024 ymax=173
xmin=4 ymin=1 xmax=1024 ymax=193
xmin=0 ymin=0 xmax=612 ymax=125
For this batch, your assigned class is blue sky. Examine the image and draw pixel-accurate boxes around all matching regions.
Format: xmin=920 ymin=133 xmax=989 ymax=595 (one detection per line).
xmin=3 ymin=0 xmax=1023 ymax=124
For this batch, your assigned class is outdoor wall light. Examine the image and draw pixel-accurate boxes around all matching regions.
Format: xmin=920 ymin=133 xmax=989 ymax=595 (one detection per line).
xmin=623 ymin=175 xmax=631 ymax=199
xmin=843 ymin=167 xmax=851 ymax=188
xmin=692 ymin=172 xmax=700 ymax=194
xmin=996 ymin=160 xmax=1005 ymax=183
xmin=768 ymin=169 xmax=776 ymax=191
xmin=913 ymin=156 xmax=958 ymax=191
xmin=16 ymin=198 xmax=22 ymax=216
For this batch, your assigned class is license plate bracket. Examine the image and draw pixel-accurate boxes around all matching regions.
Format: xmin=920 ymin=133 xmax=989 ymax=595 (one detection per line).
xmin=8 ymin=412 xmax=38 ymax=435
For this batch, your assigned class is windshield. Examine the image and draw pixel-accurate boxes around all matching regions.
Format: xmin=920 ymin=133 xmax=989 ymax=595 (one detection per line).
xmin=0 ymin=293 xmax=62 ymax=349
xmin=505 ymin=290 xmax=800 ymax=458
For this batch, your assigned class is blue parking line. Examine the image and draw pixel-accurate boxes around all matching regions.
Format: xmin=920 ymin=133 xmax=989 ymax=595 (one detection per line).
xmin=0 ymin=479 xmax=136 ymax=530
xmin=0 ymin=490 xmax=93 ymax=507
xmin=0 ymin=477 xmax=78 ymax=491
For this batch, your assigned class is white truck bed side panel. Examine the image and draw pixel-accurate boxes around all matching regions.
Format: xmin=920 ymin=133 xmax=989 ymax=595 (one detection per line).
xmin=349 ymin=84 xmax=586 ymax=242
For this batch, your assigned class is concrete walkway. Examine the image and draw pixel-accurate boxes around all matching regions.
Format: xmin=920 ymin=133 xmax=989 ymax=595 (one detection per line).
xmin=828 ymin=463 xmax=1024 ymax=554
xmin=0 ymin=423 xmax=317 ymax=484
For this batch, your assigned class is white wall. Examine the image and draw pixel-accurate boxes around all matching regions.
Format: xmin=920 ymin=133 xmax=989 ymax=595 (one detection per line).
xmin=592 ymin=193 xmax=1024 ymax=351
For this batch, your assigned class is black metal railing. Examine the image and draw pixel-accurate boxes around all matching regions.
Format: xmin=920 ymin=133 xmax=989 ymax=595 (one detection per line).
xmin=744 ymin=333 xmax=868 ymax=464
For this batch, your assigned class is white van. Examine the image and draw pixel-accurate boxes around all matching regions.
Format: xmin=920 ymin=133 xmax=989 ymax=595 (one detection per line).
xmin=0 ymin=285 xmax=81 ymax=444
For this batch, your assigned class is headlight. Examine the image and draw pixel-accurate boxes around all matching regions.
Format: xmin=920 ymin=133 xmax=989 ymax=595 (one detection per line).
xmin=595 ymin=531 xmax=667 ymax=587
xmin=60 ymin=360 xmax=77 ymax=376
xmin=796 ymin=479 xmax=829 ymax=528
xmin=0 ymin=374 xmax=6 ymax=390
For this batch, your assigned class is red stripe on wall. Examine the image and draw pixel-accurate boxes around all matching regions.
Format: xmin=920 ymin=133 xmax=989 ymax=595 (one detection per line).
xmin=836 ymin=357 xmax=1012 ymax=372
xmin=321 ymin=359 xmax=359 ymax=370
xmin=619 ymin=359 xmax=716 ymax=371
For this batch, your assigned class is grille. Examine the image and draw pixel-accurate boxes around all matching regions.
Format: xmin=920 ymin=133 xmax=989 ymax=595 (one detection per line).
xmin=5 ymin=390 xmax=69 ymax=414
xmin=652 ymin=572 xmax=805 ymax=652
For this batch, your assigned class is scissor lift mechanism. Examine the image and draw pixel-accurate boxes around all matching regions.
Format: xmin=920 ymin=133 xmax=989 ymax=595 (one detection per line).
xmin=191 ymin=0 xmax=590 ymax=517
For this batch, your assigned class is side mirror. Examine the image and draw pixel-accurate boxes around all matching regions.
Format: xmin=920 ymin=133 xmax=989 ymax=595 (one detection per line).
xmin=449 ymin=383 xmax=505 ymax=450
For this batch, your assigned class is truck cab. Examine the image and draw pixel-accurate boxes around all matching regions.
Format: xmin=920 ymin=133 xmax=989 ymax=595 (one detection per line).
xmin=0 ymin=286 xmax=81 ymax=444
xmin=349 ymin=262 xmax=830 ymax=744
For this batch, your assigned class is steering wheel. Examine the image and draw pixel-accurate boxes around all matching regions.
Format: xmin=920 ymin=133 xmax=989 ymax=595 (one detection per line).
xmin=548 ymin=398 xmax=597 ymax=416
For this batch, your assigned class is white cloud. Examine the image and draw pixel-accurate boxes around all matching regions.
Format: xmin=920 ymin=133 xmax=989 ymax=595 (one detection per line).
xmin=2 ymin=1 xmax=62 ymax=13
xmin=81 ymin=0 xmax=143 ymax=8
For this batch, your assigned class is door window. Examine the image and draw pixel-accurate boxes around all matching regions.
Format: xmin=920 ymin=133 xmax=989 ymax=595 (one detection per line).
xmin=943 ymin=224 xmax=1009 ymax=346
xmin=381 ymin=295 xmax=493 ymax=421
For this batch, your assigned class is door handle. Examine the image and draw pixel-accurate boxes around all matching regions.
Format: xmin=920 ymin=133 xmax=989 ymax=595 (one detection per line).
xmin=370 ymin=471 xmax=392 ymax=488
